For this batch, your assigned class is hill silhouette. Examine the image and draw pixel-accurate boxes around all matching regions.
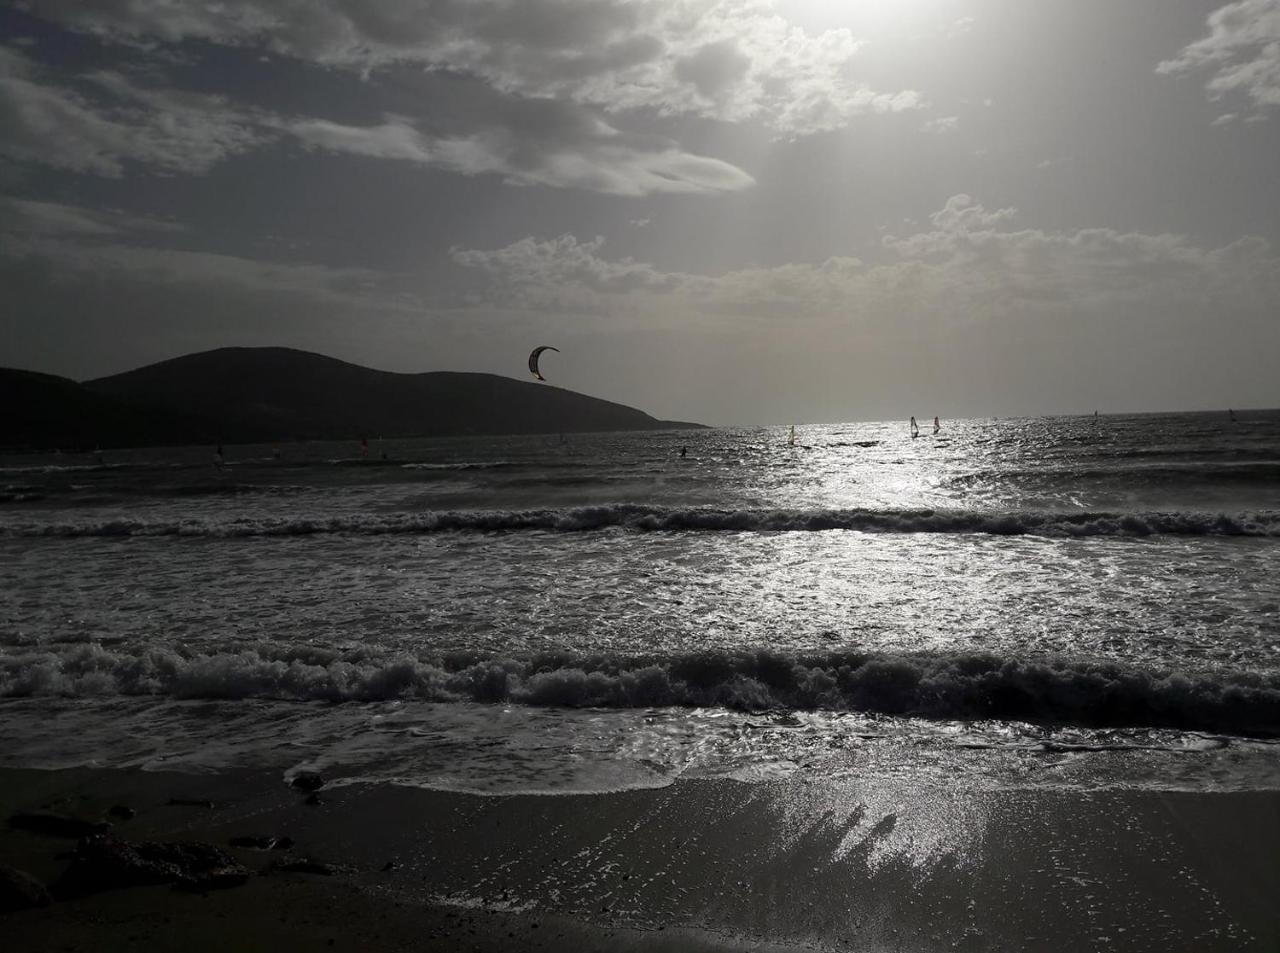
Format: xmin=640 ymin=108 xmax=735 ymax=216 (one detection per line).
xmin=2 ymin=347 xmax=703 ymax=450
xmin=1 ymin=367 xmax=208 ymax=451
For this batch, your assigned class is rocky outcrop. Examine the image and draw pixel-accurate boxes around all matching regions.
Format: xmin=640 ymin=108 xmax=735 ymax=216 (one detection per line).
xmin=53 ymin=835 xmax=249 ymax=897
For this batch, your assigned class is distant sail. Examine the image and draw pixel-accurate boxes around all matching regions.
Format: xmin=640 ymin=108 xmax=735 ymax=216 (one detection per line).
xmin=528 ymin=345 xmax=560 ymax=382
xmin=788 ymin=425 xmax=796 ymax=447
xmin=910 ymin=416 xmax=920 ymax=438
xmin=933 ymin=416 xmax=940 ymax=434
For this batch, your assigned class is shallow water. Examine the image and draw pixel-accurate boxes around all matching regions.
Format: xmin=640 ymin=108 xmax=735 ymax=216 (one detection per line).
xmin=2 ymin=412 xmax=1278 ymax=792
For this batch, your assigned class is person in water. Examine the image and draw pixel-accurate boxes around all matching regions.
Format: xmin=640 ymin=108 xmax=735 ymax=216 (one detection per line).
xmin=360 ymin=436 xmax=369 ymax=458
xmin=680 ymin=446 xmax=687 ymax=458
xmin=214 ymin=444 xmax=224 ymax=468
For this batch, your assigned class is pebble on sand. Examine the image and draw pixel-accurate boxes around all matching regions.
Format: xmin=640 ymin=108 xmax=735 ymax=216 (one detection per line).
xmin=290 ymin=771 xmax=325 ymax=793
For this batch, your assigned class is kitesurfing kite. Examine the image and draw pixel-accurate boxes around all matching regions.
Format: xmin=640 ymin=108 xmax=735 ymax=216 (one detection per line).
xmin=528 ymin=345 xmax=559 ymax=382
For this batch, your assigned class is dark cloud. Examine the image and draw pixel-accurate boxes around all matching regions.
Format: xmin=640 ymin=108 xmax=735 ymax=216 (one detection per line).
xmin=19 ymin=0 xmax=920 ymax=135
xmin=0 ymin=41 xmax=752 ymax=195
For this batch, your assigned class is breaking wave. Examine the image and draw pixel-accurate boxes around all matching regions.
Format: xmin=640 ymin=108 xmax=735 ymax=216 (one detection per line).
xmin=949 ymin=462 xmax=1280 ymax=487
xmin=1 ymin=645 xmax=1277 ymax=737
xmin=4 ymin=505 xmax=1278 ymax=538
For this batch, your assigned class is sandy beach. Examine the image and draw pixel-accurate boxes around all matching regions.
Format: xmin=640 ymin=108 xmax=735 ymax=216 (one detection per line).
xmin=3 ymin=764 xmax=1276 ymax=952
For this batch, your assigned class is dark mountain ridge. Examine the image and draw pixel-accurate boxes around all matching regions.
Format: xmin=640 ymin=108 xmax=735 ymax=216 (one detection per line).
xmin=2 ymin=347 xmax=703 ymax=450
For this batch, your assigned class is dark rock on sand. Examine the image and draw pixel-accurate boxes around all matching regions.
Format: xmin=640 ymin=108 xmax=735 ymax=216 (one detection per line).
xmin=0 ymin=864 xmax=53 ymax=912
xmin=290 ymin=771 xmax=325 ymax=792
xmin=9 ymin=812 xmax=110 ymax=838
xmin=53 ymin=835 xmax=249 ymax=898
xmin=108 ymin=805 xmax=136 ymax=820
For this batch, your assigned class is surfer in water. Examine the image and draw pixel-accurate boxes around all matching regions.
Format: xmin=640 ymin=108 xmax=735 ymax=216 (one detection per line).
xmin=360 ymin=436 xmax=369 ymax=458
xmin=214 ymin=444 xmax=224 ymax=469
xmin=910 ymin=416 xmax=920 ymax=439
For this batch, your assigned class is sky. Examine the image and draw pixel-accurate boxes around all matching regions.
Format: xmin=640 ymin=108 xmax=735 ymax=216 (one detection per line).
xmin=2 ymin=0 xmax=1278 ymax=425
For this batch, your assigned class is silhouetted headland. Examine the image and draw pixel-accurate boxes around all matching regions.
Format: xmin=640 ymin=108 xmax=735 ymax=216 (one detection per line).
xmin=2 ymin=347 xmax=705 ymax=450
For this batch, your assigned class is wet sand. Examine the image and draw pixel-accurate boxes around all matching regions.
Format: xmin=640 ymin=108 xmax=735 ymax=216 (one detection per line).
xmin=1 ymin=766 xmax=1277 ymax=951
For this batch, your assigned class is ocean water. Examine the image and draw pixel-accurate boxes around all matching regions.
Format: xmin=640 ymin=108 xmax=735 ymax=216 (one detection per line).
xmin=2 ymin=411 xmax=1278 ymax=794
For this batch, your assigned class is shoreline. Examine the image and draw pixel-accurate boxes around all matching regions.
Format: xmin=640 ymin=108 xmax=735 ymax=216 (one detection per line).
xmin=2 ymin=766 xmax=1277 ymax=951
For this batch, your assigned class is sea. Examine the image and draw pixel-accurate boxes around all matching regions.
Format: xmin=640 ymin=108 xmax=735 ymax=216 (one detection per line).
xmin=2 ymin=411 xmax=1278 ymax=795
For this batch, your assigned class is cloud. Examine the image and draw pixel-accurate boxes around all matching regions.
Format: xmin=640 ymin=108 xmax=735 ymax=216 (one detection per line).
xmin=921 ymin=115 xmax=958 ymax=133
xmin=450 ymin=196 xmax=1280 ymax=332
xmin=23 ymin=194 xmax=1261 ymax=340
xmin=452 ymin=234 xmax=675 ymax=293
xmin=0 ymin=47 xmax=266 ymax=175
xmin=0 ymin=42 xmax=751 ymax=195
xmin=286 ymin=106 xmax=754 ymax=196
xmin=878 ymin=194 xmax=1017 ymax=258
xmin=22 ymin=0 xmax=922 ymax=136
xmin=1158 ymin=0 xmax=1280 ymax=113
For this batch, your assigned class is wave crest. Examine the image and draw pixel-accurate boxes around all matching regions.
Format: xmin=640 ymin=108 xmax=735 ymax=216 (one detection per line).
xmin=2 ymin=645 xmax=1276 ymax=737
